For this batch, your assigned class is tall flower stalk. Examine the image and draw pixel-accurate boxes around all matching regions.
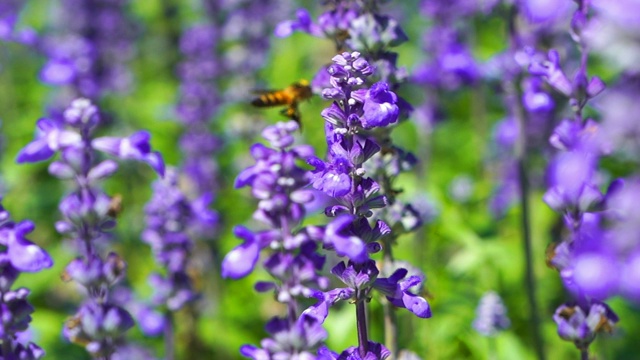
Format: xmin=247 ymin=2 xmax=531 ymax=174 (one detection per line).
xmin=277 ymin=2 xmax=428 ymax=356
xmin=303 ymin=51 xmax=431 ymax=358
xmin=39 ymin=0 xmax=137 ymax=100
xmin=16 ymin=98 xmax=164 ymax=359
xmin=141 ymin=167 xmax=217 ymax=360
xmin=529 ymin=1 xmax=620 ymax=358
xmin=0 ymin=199 xmax=52 ymax=359
xmin=222 ymin=121 xmax=329 ymax=358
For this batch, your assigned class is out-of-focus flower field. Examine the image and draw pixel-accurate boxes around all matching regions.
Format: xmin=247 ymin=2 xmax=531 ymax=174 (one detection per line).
xmin=1 ymin=0 xmax=640 ymax=359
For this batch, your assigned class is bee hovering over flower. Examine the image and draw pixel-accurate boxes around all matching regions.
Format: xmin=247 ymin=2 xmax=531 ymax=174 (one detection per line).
xmin=251 ymin=80 xmax=313 ymax=128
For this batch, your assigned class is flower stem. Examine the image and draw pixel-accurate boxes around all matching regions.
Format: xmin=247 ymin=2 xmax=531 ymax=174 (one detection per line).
xmin=164 ymin=311 xmax=175 ymax=360
xmin=581 ymin=348 xmax=589 ymax=360
xmin=489 ymin=336 xmax=498 ymax=360
xmin=2 ymin=334 xmax=14 ymax=360
xmin=506 ymin=4 xmax=546 ymax=360
xmin=382 ymin=241 xmax=398 ymax=358
xmin=356 ymin=292 xmax=369 ymax=357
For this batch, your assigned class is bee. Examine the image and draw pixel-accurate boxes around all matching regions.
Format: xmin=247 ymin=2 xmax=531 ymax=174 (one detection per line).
xmin=251 ymin=80 xmax=313 ymax=127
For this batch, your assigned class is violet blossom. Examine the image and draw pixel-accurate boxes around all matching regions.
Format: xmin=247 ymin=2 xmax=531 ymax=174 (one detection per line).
xmin=306 ymin=50 xmax=430 ymax=358
xmin=0 ymin=200 xmax=52 ymax=359
xmin=223 ymin=121 xmax=330 ymax=358
xmin=39 ymin=0 xmax=136 ymax=100
xmin=17 ymin=98 xmax=163 ymax=358
xmin=530 ymin=1 xmax=621 ymax=355
xmin=472 ymin=291 xmax=511 ymax=337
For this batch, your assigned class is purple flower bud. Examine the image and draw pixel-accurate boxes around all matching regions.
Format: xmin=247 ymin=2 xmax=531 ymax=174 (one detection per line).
xmin=64 ymin=257 xmax=103 ymax=287
xmin=48 ymin=161 xmax=75 ymax=179
xmin=87 ymin=160 xmax=119 ymax=181
xmin=63 ymin=98 xmax=99 ymax=128
xmin=586 ymin=76 xmax=606 ymax=98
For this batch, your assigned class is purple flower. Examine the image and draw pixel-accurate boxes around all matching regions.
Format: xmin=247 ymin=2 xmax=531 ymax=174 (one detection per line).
xmin=472 ymin=291 xmax=510 ymax=336
xmin=1 ymin=220 xmax=53 ymax=272
xmin=221 ymin=226 xmax=267 ymax=279
xmin=18 ymin=99 xmax=163 ymax=356
xmin=553 ymin=302 xmax=618 ymax=349
xmin=15 ymin=118 xmax=81 ymax=164
xmin=39 ymin=0 xmax=136 ymax=98
xmin=64 ymin=301 xmax=135 ymax=356
xmin=347 ymin=14 xmax=408 ymax=53
xmin=529 ymin=50 xmax=572 ymax=97
xmin=336 ymin=341 xmax=391 ymax=360
xmin=324 ymin=215 xmax=367 ymax=263
xmin=0 ymin=201 xmax=50 ymax=359
xmin=543 ymin=151 xmax=602 ymax=213
xmin=275 ymin=9 xmax=321 ymax=37
xmin=240 ymin=314 xmax=327 ymax=359
xmin=92 ymin=131 xmax=165 ymax=176
xmin=362 ymin=82 xmax=399 ymax=128
xmin=308 ymin=156 xmax=352 ymax=198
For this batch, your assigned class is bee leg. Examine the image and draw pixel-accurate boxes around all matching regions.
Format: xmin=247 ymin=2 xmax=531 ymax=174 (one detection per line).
xmin=280 ymin=106 xmax=303 ymax=131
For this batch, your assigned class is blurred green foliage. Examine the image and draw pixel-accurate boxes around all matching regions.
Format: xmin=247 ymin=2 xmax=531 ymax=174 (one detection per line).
xmin=1 ymin=0 xmax=639 ymax=359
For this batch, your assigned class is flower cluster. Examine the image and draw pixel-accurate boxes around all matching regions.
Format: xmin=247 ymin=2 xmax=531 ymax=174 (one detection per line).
xmin=0 ymin=0 xmax=35 ymax=44
xmin=17 ymin=98 xmax=164 ymax=357
xmin=176 ymin=24 xmax=221 ymax=197
xmin=223 ymin=121 xmax=330 ymax=358
xmin=39 ymin=0 xmax=137 ymax=99
xmin=142 ymin=167 xmax=218 ymax=317
xmin=304 ymin=52 xmax=430 ymax=358
xmin=530 ymin=2 xmax=620 ymax=353
xmin=472 ymin=291 xmax=510 ymax=337
xmin=0 ymin=200 xmax=52 ymax=359
xmin=278 ymin=2 xmax=429 ymax=357
xmin=216 ymin=0 xmax=291 ymax=102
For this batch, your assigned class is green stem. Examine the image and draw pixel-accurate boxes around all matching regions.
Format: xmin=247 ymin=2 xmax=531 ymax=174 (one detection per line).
xmin=507 ymin=5 xmax=546 ymax=360
xmin=356 ymin=292 xmax=370 ymax=357
xmin=581 ymin=348 xmax=589 ymax=360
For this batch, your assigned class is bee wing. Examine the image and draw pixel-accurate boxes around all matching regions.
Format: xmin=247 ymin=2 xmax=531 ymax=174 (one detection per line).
xmin=251 ymin=89 xmax=277 ymax=95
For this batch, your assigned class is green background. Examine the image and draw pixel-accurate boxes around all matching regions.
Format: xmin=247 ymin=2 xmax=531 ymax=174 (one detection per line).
xmin=1 ymin=0 xmax=638 ymax=359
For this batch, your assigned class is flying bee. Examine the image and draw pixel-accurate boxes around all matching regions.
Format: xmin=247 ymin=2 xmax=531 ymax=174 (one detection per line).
xmin=251 ymin=80 xmax=313 ymax=128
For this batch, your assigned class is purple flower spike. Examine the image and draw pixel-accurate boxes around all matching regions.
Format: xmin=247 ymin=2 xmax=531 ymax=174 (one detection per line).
xmin=362 ymin=82 xmax=400 ymax=128
xmin=18 ymin=99 xmax=164 ymax=356
xmin=472 ymin=291 xmax=510 ymax=337
xmin=0 ymin=200 xmax=50 ymax=358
